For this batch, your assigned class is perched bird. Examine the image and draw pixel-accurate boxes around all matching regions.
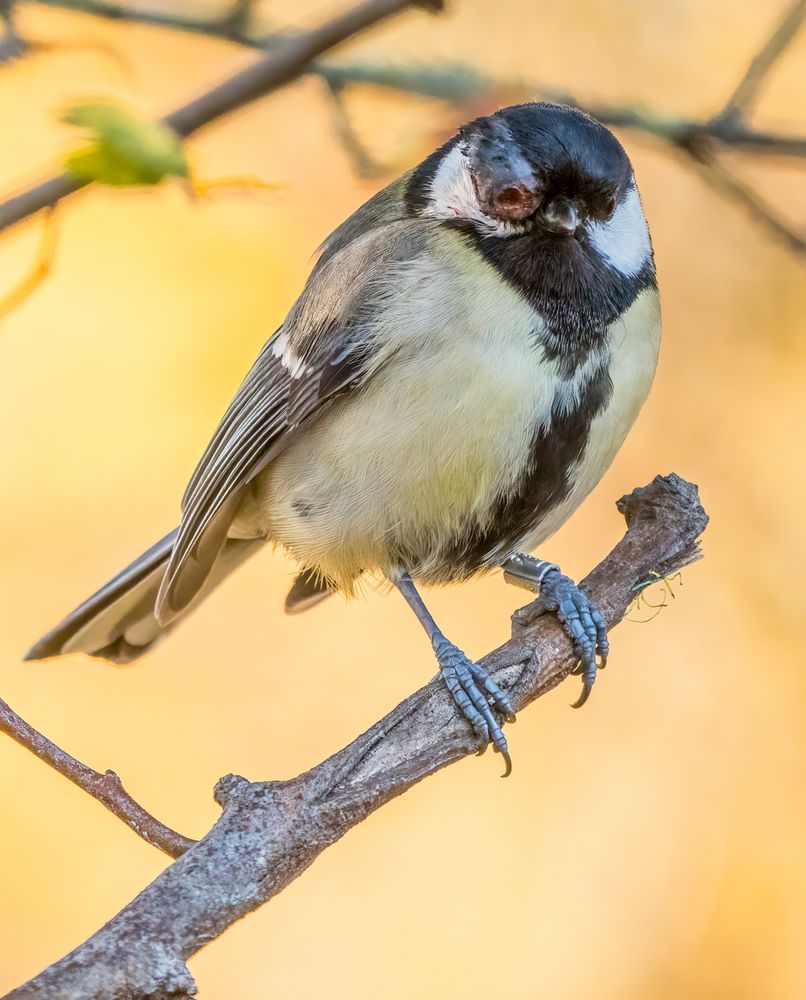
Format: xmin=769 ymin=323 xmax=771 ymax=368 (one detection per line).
xmin=27 ymin=102 xmax=660 ymax=775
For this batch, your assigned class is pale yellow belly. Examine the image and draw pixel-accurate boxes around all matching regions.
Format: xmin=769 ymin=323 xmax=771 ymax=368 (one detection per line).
xmin=251 ymin=330 xmax=553 ymax=590
xmin=240 ymin=285 xmax=660 ymax=591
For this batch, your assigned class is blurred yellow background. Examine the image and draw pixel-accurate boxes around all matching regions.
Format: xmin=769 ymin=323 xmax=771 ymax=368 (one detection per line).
xmin=1 ymin=1 xmax=805 ymax=997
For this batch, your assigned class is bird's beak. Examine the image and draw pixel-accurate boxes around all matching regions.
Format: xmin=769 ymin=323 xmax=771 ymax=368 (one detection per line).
xmin=540 ymin=197 xmax=579 ymax=236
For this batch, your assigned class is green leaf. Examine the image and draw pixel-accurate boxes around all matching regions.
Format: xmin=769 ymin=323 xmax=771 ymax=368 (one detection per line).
xmin=62 ymin=101 xmax=188 ymax=187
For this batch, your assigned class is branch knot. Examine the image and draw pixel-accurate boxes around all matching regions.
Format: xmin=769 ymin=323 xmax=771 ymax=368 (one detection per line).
xmin=214 ymin=773 xmax=251 ymax=808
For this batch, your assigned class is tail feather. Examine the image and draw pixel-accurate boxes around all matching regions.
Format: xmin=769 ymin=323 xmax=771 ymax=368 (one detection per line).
xmin=284 ymin=569 xmax=334 ymax=615
xmin=25 ymin=530 xmax=264 ymax=664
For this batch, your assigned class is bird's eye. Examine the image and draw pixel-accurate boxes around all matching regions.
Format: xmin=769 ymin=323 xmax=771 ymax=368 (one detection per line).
xmin=490 ymin=184 xmax=542 ymax=222
xmin=498 ymin=186 xmax=530 ymax=208
xmin=603 ymin=193 xmax=617 ymax=218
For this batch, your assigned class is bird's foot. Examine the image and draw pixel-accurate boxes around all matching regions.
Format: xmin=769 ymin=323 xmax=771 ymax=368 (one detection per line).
xmin=433 ymin=635 xmax=516 ymax=777
xmin=512 ymin=570 xmax=608 ymax=709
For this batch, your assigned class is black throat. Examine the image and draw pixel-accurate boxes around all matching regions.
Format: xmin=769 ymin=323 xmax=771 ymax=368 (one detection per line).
xmin=405 ymin=211 xmax=656 ymax=582
xmin=446 ymin=219 xmax=656 ymax=374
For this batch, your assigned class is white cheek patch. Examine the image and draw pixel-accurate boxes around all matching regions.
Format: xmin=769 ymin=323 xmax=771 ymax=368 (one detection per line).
xmin=587 ymin=181 xmax=652 ymax=277
xmin=271 ymin=331 xmax=307 ymax=379
xmin=428 ymin=145 xmax=480 ymax=220
xmin=424 ymin=144 xmax=523 ymax=238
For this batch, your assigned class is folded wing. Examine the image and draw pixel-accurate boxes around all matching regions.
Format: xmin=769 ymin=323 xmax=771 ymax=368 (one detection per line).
xmin=156 ymin=209 xmax=427 ymax=624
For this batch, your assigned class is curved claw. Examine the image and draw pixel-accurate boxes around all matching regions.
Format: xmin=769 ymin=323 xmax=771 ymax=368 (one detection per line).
xmin=591 ymin=605 xmax=609 ymax=669
xmin=531 ymin=570 xmax=609 ymax=706
xmin=435 ymin=638 xmax=515 ymax=775
xmin=497 ymin=746 xmax=513 ymax=778
xmin=570 ymin=653 xmax=607 ymax=677
xmin=571 ymin=680 xmax=594 ymax=709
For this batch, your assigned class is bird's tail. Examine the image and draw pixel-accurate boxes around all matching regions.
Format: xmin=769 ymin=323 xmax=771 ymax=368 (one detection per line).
xmin=25 ymin=530 xmax=264 ymax=664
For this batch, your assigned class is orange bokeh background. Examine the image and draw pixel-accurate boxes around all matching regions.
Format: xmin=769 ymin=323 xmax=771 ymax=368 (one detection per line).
xmin=1 ymin=2 xmax=805 ymax=997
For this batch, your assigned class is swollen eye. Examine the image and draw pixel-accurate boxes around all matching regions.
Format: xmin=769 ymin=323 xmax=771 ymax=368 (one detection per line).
xmin=491 ymin=184 xmax=541 ymax=221
xmin=498 ymin=187 xmax=525 ymax=207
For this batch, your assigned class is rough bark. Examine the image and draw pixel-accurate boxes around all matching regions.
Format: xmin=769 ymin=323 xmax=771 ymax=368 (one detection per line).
xmin=6 ymin=473 xmax=709 ymax=1000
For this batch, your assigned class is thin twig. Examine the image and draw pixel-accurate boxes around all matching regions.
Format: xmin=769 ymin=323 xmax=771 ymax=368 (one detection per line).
xmin=0 ymin=0 xmax=442 ymax=233
xmin=313 ymin=66 xmax=806 ymax=251
xmin=690 ymin=154 xmax=806 ymax=254
xmin=5 ymin=474 xmax=710 ymax=1000
xmin=17 ymin=0 xmax=806 ymax=164
xmin=321 ymin=76 xmax=385 ymax=176
xmin=715 ymin=0 xmax=806 ymax=124
xmin=0 ymin=207 xmax=59 ymax=317
xmin=0 ymin=175 xmax=83 ymax=236
xmin=28 ymin=0 xmax=264 ymax=48
xmin=18 ymin=2 xmax=806 ymax=165
xmin=2 ymin=0 xmax=804 ymax=253
xmin=0 ymin=0 xmax=27 ymax=58
xmin=161 ymin=0 xmax=442 ymax=137
xmin=0 ymin=696 xmax=194 ymax=858
xmin=705 ymin=120 xmax=806 ymax=158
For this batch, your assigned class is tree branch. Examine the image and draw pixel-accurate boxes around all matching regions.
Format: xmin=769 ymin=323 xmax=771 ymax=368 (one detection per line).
xmin=315 ymin=0 xmax=806 ymax=251
xmin=317 ymin=63 xmax=806 ymax=248
xmin=715 ymin=0 xmax=806 ymax=124
xmin=20 ymin=0 xmax=806 ymax=165
xmin=690 ymin=153 xmax=806 ymax=254
xmin=5 ymin=473 xmax=709 ymax=1000
xmin=0 ymin=696 xmax=195 ymax=858
xmin=160 ymin=0 xmax=444 ymax=137
xmin=0 ymin=0 xmax=27 ymax=58
xmin=0 ymin=0 xmax=443 ymax=233
xmin=3 ymin=1 xmax=804 ymax=253
xmin=28 ymin=0 xmax=266 ymax=48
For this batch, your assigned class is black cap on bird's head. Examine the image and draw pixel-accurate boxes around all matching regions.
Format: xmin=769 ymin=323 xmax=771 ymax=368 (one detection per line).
xmin=409 ymin=101 xmax=652 ymax=278
xmin=411 ymin=102 xmax=642 ymax=244
xmin=466 ymin=104 xmax=632 ymax=230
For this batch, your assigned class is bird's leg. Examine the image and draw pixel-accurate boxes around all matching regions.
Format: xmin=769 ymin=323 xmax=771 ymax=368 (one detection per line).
xmin=503 ymin=553 xmax=609 ymax=709
xmin=392 ymin=571 xmax=516 ymax=776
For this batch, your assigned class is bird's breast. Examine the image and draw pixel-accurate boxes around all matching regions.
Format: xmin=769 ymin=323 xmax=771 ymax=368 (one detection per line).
xmin=252 ymin=235 xmax=660 ymax=589
xmin=255 ymin=241 xmax=558 ymax=585
xmin=517 ymin=286 xmax=661 ymax=552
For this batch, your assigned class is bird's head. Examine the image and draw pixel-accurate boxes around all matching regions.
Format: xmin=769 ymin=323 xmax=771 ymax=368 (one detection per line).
xmin=410 ymin=102 xmax=652 ymax=278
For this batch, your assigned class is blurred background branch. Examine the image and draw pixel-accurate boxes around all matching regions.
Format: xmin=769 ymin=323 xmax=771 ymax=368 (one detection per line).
xmin=0 ymin=0 xmax=26 ymax=58
xmin=715 ymin=0 xmax=806 ymax=124
xmin=0 ymin=0 xmax=443 ymax=233
xmin=28 ymin=0 xmax=268 ymax=48
xmin=0 ymin=0 xmax=803 ymax=254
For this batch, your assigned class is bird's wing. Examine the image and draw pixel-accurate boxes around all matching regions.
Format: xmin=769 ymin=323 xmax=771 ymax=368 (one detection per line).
xmin=156 ymin=202 xmax=425 ymax=624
